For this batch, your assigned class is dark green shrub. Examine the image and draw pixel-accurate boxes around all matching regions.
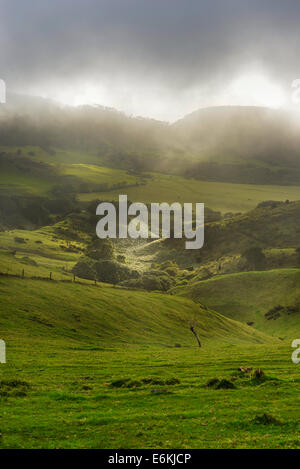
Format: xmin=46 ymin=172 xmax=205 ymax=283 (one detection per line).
xmin=72 ymin=258 xmax=96 ymax=280
xmin=94 ymin=260 xmax=138 ymax=284
xmin=85 ymin=238 xmax=114 ymax=261
xmin=242 ymin=246 xmax=266 ymax=270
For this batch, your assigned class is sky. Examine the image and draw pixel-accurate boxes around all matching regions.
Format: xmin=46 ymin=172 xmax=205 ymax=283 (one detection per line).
xmin=0 ymin=0 xmax=300 ymax=121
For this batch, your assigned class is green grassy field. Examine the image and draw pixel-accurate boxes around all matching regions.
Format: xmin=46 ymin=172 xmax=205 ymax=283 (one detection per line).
xmin=0 ymin=227 xmax=83 ymax=279
xmin=1 ymin=277 xmax=299 ymax=449
xmin=78 ymin=172 xmax=300 ymax=214
xmin=1 ymin=336 xmax=299 ymax=448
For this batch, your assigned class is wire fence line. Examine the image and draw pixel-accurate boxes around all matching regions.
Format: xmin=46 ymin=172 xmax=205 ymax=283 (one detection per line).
xmin=0 ymin=270 xmax=99 ymax=286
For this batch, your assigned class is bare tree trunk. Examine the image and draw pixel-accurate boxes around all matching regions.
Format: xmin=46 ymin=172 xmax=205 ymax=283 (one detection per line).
xmin=190 ymin=326 xmax=201 ymax=348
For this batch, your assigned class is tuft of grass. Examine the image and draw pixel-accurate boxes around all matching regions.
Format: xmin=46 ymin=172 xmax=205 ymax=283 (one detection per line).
xmin=110 ymin=377 xmax=181 ymax=388
xmin=216 ymin=379 xmax=236 ymax=390
xmin=0 ymin=380 xmax=30 ymax=397
xmin=206 ymin=378 xmax=220 ymax=388
xmin=253 ymin=413 xmax=284 ymax=426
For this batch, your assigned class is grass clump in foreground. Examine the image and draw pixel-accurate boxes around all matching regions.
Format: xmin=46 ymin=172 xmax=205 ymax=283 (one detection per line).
xmin=252 ymin=413 xmax=284 ymax=426
xmin=110 ymin=377 xmax=180 ymax=388
xmin=206 ymin=378 xmax=236 ymax=390
xmin=0 ymin=379 xmax=30 ymax=397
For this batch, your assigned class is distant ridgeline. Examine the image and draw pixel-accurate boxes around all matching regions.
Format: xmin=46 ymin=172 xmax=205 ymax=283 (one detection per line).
xmin=0 ymin=101 xmax=300 ymax=184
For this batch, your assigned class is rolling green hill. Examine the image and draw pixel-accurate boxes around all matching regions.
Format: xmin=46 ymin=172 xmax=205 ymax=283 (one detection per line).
xmin=135 ymin=200 xmax=300 ymax=268
xmin=0 ymin=276 xmax=271 ymax=347
xmin=174 ymin=268 xmax=300 ymax=338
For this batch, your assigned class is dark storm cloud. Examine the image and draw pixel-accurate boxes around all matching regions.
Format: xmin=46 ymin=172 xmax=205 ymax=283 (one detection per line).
xmin=0 ymin=0 xmax=299 ymax=119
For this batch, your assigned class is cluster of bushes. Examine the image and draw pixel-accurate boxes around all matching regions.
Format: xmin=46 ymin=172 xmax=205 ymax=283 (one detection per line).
xmin=72 ymin=237 xmax=140 ymax=284
xmin=120 ymin=271 xmax=174 ymax=291
xmin=256 ymin=200 xmax=289 ymax=210
xmin=72 ymin=258 xmax=139 ymax=284
xmin=151 ymin=260 xmax=179 ymax=277
xmin=120 ymin=261 xmax=179 ymax=291
xmin=85 ymin=238 xmax=114 ymax=261
xmin=72 ymin=246 xmax=179 ymax=290
xmin=265 ymin=304 xmax=299 ymax=320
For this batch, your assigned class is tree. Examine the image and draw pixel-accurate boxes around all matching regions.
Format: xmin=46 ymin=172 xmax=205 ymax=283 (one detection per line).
xmin=242 ymin=246 xmax=266 ymax=270
xmin=85 ymin=238 xmax=114 ymax=260
xmin=72 ymin=258 xmax=96 ymax=280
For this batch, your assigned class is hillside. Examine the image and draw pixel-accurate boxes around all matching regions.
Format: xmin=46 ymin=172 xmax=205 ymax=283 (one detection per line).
xmin=0 ymin=276 xmax=271 ymax=347
xmin=174 ymin=269 xmax=300 ymax=338
xmin=199 ymin=200 xmax=300 ymax=262
xmin=135 ymin=200 xmax=300 ymax=268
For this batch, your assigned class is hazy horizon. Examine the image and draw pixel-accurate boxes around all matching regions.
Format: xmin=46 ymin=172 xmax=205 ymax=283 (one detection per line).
xmin=6 ymin=89 xmax=299 ymax=124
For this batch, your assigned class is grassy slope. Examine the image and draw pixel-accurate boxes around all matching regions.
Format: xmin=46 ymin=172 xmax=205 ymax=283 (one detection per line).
xmin=60 ymin=163 xmax=139 ymax=186
xmin=0 ymin=227 xmax=83 ymax=279
xmin=0 ymin=225 xmax=278 ymax=347
xmin=174 ymin=269 xmax=300 ymax=337
xmin=0 ymin=277 xmax=270 ymax=347
xmin=0 ymin=145 xmax=140 ymax=197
